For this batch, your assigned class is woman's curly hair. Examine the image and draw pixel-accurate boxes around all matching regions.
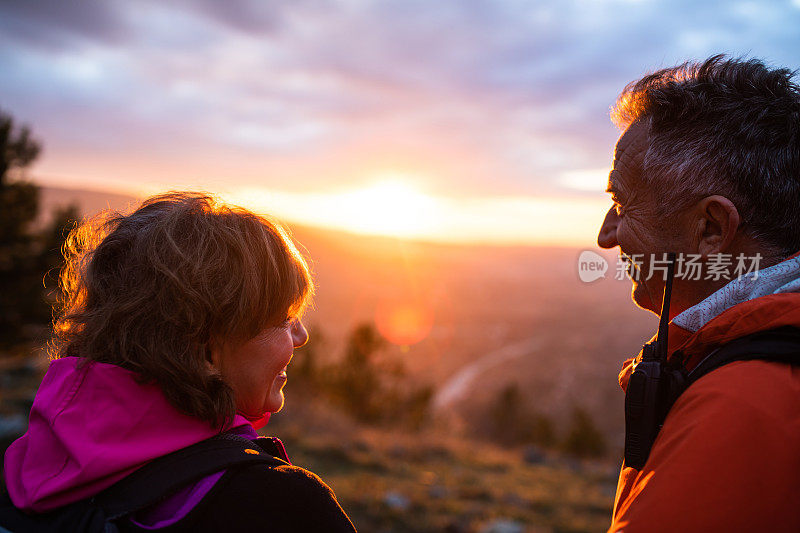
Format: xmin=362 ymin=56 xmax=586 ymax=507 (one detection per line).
xmin=50 ymin=192 xmax=313 ymax=429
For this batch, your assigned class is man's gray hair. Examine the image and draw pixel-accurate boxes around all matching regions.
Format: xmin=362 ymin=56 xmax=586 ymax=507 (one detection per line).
xmin=612 ymin=55 xmax=800 ymax=257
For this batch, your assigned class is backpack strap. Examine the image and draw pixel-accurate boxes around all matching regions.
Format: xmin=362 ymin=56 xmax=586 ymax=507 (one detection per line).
xmin=685 ymin=326 xmax=800 ymax=387
xmin=95 ymin=433 xmax=286 ymax=521
xmin=625 ymin=326 xmax=800 ymax=470
xmin=254 ymin=436 xmax=291 ymax=463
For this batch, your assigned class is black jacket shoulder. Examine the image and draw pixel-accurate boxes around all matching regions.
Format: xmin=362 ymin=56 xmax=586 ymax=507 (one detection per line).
xmin=121 ymin=463 xmax=357 ymax=533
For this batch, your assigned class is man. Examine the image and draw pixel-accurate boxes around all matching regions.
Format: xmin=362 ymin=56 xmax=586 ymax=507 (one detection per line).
xmin=598 ymin=55 xmax=800 ymax=532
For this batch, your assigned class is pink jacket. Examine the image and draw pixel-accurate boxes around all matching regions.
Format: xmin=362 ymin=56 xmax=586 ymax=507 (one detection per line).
xmin=4 ymin=356 xmax=265 ymax=527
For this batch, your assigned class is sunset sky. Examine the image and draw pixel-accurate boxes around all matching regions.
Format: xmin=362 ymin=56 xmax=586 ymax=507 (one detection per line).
xmin=2 ymin=0 xmax=799 ymax=245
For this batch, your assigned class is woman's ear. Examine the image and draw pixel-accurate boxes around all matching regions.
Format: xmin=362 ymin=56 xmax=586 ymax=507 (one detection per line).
xmin=695 ymin=195 xmax=740 ymax=257
xmin=207 ymin=339 xmax=224 ymax=371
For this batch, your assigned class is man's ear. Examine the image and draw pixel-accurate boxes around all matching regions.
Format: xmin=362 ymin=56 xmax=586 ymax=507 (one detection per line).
xmin=694 ymin=195 xmax=740 ymax=257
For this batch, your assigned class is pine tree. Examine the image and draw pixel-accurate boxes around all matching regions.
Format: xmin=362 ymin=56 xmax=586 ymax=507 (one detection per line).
xmin=0 ymin=110 xmax=77 ymax=348
xmin=561 ymin=406 xmax=607 ymax=458
xmin=333 ymin=323 xmax=384 ymax=422
xmin=489 ymin=383 xmax=556 ymax=447
xmin=0 ymin=111 xmax=43 ymax=345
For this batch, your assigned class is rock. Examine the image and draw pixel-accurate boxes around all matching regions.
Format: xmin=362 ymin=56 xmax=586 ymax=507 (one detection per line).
xmin=424 ymin=445 xmax=453 ymax=460
xmin=0 ymin=414 xmax=27 ymax=439
xmin=480 ymin=518 xmax=525 ymax=533
xmin=383 ymin=491 xmax=410 ymax=511
xmin=428 ymin=485 xmax=448 ymax=499
xmin=444 ymin=519 xmax=472 ymax=533
xmin=522 ymin=445 xmax=546 ymax=464
xmin=388 ymin=445 xmax=408 ymax=459
xmin=352 ymin=439 xmax=370 ymax=453
xmin=501 ymin=492 xmax=526 ymax=507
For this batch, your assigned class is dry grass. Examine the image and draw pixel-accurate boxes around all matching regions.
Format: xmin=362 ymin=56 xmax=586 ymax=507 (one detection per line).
xmin=273 ymin=422 xmax=616 ymax=533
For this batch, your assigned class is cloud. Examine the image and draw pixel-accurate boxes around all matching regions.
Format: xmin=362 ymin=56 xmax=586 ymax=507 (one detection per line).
xmin=0 ymin=0 xmax=799 ymax=199
xmin=0 ymin=0 xmax=130 ymax=50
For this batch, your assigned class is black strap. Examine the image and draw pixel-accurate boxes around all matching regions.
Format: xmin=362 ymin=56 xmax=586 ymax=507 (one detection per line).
xmin=685 ymin=326 xmax=800 ymax=387
xmin=625 ymin=326 xmax=800 ymax=470
xmin=95 ymin=433 xmax=285 ymax=520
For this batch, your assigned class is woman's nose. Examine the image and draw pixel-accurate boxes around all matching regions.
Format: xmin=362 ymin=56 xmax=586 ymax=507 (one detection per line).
xmin=597 ymin=207 xmax=620 ymax=249
xmin=292 ymin=320 xmax=309 ymax=348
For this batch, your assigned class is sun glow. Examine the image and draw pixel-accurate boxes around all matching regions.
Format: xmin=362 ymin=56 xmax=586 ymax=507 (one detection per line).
xmin=225 ymin=175 xmax=443 ymax=240
xmin=223 ymin=177 xmax=610 ymax=246
xmin=332 ymin=179 xmax=441 ymax=238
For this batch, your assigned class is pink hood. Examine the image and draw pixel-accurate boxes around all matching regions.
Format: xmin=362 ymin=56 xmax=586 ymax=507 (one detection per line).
xmin=4 ymin=356 xmax=261 ymax=512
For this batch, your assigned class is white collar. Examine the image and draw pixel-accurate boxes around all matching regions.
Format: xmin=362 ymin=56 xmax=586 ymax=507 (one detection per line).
xmin=673 ymin=254 xmax=800 ymax=333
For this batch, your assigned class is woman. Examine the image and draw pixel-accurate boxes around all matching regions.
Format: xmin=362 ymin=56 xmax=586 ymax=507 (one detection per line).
xmin=2 ymin=192 xmax=357 ymax=531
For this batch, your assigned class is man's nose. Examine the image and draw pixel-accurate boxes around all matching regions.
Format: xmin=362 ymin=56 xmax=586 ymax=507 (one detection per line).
xmin=292 ymin=320 xmax=309 ymax=348
xmin=597 ymin=207 xmax=620 ymax=249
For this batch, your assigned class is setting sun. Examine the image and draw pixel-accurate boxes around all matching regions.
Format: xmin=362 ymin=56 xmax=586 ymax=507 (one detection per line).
xmin=223 ymin=180 xmax=608 ymax=246
xmin=224 ymin=175 xmax=446 ymax=240
xmin=333 ymin=179 xmax=441 ymax=238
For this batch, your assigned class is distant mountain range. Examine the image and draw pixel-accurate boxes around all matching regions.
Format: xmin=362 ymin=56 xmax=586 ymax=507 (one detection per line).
xmin=38 ymin=185 xmax=141 ymax=227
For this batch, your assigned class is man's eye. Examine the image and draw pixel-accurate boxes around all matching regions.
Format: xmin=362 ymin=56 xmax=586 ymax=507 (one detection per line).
xmin=613 ymin=201 xmax=624 ymax=216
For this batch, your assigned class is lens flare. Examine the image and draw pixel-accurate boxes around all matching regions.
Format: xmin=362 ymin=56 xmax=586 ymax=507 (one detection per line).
xmin=374 ymin=300 xmax=434 ymax=346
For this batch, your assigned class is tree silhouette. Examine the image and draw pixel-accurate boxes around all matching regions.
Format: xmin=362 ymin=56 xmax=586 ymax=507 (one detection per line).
xmin=290 ymin=323 xmax=325 ymax=391
xmin=332 ymin=323 xmax=385 ymax=422
xmin=561 ymin=406 xmax=607 ymax=458
xmin=489 ymin=383 xmax=555 ymax=448
xmin=0 ymin=112 xmax=40 ymax=183
xmin=0 ymin=111 xmax=43 ymax=345
xmin=318 ymin=322 xmax=433 ymax=428
xmin=0 ymin=112 xmax=40 ymax=251
xmin=0 ymin=110 xmax=76 ymax=348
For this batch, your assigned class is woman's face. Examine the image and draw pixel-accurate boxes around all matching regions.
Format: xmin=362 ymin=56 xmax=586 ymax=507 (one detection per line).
xmin=213 ymin=319 xmax=309 ymax=420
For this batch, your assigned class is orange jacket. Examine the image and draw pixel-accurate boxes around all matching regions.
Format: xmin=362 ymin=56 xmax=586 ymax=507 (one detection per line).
xmin=611 ymin=271 xmax=800 ymax=531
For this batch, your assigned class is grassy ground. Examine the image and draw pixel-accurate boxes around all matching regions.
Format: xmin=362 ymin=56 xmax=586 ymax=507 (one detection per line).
xmin=276 ymin=424 xmax=616 ymax=533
